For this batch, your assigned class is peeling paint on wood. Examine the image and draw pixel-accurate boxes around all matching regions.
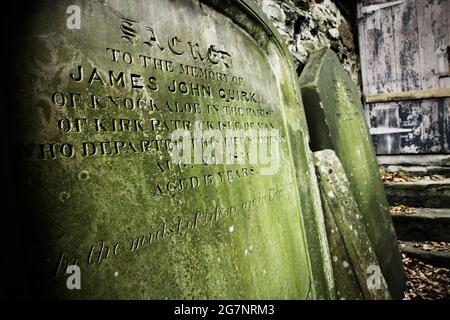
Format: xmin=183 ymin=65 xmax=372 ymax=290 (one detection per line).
xmin=359 ymin=0 xmax=450 ymax=154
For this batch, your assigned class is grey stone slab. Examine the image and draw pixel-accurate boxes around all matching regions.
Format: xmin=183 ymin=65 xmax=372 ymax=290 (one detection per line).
xmin=382 ymin=165 xmax=450 ymax=177
xmin=385 ymin=180 xmax=450 ymax=208
xmin=377 ymin=155 xmax=450 ymax=167
xmin=299 ymin=48 xmax=405 ymax=299
xmin=392 ymin=208 xmax=450 ymax=242
xmin=314 ymin=149 xmax=391 ymax=300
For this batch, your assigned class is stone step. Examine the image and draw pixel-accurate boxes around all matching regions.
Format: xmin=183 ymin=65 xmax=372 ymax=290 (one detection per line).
xmin=385 ymin=179 xmax=450 ymax=208
xmin=382 ymin=165 xmax=450 ymax=177
xmin=398 ymin=241 xmax=450 ymax=269
xmin=391 ymin=208 xmax=450 ymax=242
xmin=378 ymin=155 xmax=450 ymax=167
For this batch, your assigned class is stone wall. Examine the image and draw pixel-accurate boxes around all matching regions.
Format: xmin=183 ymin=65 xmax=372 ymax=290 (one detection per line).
xmin=255 ymin=0 xmax=360 ymax=87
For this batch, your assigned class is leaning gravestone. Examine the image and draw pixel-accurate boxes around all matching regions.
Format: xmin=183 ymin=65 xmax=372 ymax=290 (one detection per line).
xmin=314 ymin=149 xmax=391 ymax=300
xmin=299 ymin=48 xmax=405 ymax=299
xmin=5 ymin=0 xmax=333 ymax=299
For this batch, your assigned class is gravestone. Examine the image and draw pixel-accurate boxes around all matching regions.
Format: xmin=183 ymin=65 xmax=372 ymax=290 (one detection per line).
xmin=4 ymin=0 xmax=333 ymax=299
xmin=299 ymin=48 xmax=405 ymax=299
xmin=314 ymin=149 xmax=391 ymax=300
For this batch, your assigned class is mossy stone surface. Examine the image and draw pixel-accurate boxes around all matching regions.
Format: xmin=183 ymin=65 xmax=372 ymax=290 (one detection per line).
xmin=6 ymin=0 xmax=332 ymax=299
xmin=314 ymin=149 xmax=391 ymax=300
xmin=299 ymin=48 xmax=405 ymax=299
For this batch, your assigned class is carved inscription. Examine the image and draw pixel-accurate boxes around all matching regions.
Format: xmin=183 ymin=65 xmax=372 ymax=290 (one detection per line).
xmin=49 ymin=182 xmax=295 ymax=278
xmin=18 ymin=14 xmax=294 ymax=279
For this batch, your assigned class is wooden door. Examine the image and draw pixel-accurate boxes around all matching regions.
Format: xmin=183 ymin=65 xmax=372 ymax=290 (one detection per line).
xmin=357 ymin=0 xmax=450 ymax=154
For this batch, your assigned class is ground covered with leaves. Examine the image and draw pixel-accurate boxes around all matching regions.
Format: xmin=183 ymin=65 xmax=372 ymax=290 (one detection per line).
xmin=381 ymin=169 xmax=420 ymax=182
xmin=390 ymin=204 xmax=416 ymax=214
xmin=403 ymin=253 xmax=450 ymax=299
xmin=380 ymin=168 xmax=444 ymax=183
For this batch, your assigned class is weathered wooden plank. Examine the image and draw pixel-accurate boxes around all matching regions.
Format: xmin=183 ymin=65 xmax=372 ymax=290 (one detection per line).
xmin=357 ymin=1 xmax=373 ymax=123
xmin=398 ymin=99 xmax=449 ymax=153
xmin=443 ymin=97 xmax=450 ymax=152
xmin=417 ymin=0 xmax=448 ymax=88
xmin=440 ymin=77 xmax=450 ymax=89
xmin=362 ymin=0 xmax=399 ymax=94
xmin=419 ymin=99 xmax=445 ymax=153
xmin=357 ymin=2 xmax=370 ymax=97
xmin=440 ymin=0 xmax=450 ymax=77
xmin=366 ymin=87 xmax=450 ymax=103
xmin=391 ymin=0 xmax=421 ymax=91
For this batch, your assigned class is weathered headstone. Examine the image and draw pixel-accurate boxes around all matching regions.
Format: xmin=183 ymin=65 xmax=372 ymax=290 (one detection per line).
xmin=314 ymin=149 xmax=391 ymax=300
xmin=299 ymin=48 xmax=405 ymax=299
xmin=5 ymin=0 xmax=333 ymax=299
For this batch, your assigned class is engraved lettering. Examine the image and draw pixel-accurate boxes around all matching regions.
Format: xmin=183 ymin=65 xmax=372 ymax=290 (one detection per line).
xmin=109 ymin=70 xmax=125 ymax=87
xmin=168 ymin=36 xmax=184 ymax=55
xmin=70 ymin=65 xmax=83 ymax=81
xmin=120 ymin=17 xmax=140 ymax=44
xmin=88 ymin=68 xmax=105 ymax=85
xmin=143 ymin=26 xmax=164 ymax=49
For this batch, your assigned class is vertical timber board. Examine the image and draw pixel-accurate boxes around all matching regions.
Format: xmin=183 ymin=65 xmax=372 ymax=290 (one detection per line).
xmin=445 ymin=98 xmax=450 ymax=152
xmin=420 ymin=99 xmax=449 ymax=153
xmin=361 ymin=0 xmax=399 ymax=94
xmin=417 ymin=0 xmax=448 ymax=89
xmin=441 ymin=97 xmax=450 ymax=153
xmin=4 ymin=0 xmax=329 ymax=299
xmin=398 ymin=99 xmax=449 ymax=153
xmin=357 ymin=1 xmax=373 ymax=124
xmin=391 ymin=0 xmax=421 ymax=92
xmin=437 ymin=0 xmax=450 ymax=88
